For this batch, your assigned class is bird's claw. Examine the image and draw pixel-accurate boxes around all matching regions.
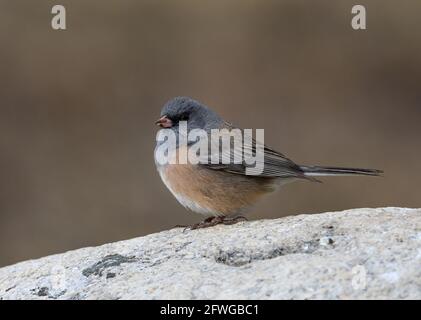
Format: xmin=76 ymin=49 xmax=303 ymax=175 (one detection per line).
xmin=175 ymin=215 xmax=248 ymax=231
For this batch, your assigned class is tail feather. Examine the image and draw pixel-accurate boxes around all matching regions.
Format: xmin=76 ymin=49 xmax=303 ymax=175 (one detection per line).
xmin=300 ymin=165 xmax=383 ymax=177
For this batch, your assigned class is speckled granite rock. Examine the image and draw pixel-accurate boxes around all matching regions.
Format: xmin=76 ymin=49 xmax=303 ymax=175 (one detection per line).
xmin=0 ymin=207 xmax=420 ymax=300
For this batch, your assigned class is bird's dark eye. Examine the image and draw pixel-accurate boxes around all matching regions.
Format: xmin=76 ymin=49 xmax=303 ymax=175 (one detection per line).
xmin=178 ymin=113 xmax=189 ymax=121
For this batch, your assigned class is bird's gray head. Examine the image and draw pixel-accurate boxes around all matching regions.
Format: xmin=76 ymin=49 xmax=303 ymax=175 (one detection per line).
xmin=155 ymin=97 xmax=223 ymax=134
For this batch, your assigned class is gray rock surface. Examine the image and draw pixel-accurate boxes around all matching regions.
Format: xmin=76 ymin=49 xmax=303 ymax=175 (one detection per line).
xmin=0 ymin=207 xmax=420 ymax=300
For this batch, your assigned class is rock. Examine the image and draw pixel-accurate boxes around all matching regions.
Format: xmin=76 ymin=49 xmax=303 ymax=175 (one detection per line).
xmin=0 ymin=207 xmax=420 ymax=300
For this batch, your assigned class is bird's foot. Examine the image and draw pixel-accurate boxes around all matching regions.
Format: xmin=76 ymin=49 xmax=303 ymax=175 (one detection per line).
xmin=173 ymin=217 xmax=215 ymax=230
xmin=189 ymin=216 xmax=224 ymax=230
xmin=220 ymin=215 xmax=248 ymax=225
xmin=187 ymin=216 xmax=248 ymax=230
xmin=173 ymin=224 xmax=188 ymax=228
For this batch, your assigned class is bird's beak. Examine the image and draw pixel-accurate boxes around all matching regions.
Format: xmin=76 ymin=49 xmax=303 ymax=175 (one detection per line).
xmin=155 ymin=115 xmax=173 ymax=128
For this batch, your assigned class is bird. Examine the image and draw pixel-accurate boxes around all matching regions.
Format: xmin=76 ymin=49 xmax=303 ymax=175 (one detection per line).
xmin=154 ymin=97 xmax=382 ymax=229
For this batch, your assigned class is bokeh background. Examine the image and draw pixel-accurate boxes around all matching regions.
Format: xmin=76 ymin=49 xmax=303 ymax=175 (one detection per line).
xmin=1 ymin=0 xmax=420 ymax=267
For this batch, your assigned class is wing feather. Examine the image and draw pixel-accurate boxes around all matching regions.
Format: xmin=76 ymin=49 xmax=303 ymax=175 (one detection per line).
xmin=200 ymin=122 xmax=312 ymax=180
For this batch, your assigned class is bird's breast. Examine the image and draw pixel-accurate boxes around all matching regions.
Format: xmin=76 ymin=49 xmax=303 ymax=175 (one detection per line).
xmin=155 ymin=146 xmax=276 ymax=216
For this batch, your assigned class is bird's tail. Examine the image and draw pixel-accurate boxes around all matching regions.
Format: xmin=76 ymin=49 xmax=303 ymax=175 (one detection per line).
xmin=300 ymin=165 xmax=383 ymax=177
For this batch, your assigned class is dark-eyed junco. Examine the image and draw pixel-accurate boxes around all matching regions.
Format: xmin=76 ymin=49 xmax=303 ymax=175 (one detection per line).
xmin=155 ymin=97 xmax=382 ymax=229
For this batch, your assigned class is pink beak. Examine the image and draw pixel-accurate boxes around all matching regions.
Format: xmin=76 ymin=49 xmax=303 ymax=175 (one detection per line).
xmin=155 ymin=115 xmax=173 ymax=128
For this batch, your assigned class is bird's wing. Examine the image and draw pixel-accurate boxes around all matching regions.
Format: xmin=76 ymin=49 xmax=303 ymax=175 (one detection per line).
xmin=199 ymin=122 xmax=313 ymax=180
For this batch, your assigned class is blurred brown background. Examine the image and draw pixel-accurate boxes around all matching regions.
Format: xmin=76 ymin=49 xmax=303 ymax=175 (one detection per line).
xmin=0 ymin=0 xmax=420 ymax=267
